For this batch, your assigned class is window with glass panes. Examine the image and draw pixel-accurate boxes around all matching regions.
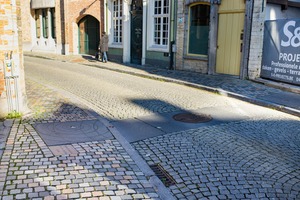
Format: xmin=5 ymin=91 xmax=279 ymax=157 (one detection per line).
xmin=42 ymin=9 xmax=48 ymax=38
xmin=35 ymin=9 xmax=41 ymax=38
xmin=188 ymin=3 xmax=210 ymax=55
xmin=153 ymin=0 xmax=169 ymax=46
xmin=50 ymin=8 xmax=56 ymax=39
xmin=35 ymin=8 xmax=56 ymax=39
xmin=113 ymin=0 xmax=122 ymax=43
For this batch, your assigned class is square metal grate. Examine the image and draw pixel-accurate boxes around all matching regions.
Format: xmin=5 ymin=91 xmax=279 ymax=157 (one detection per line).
xmin=150 ymin=163 xmax=176 ymax=187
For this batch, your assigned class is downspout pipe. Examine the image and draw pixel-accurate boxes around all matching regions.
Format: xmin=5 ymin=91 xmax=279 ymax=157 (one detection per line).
xmin=169 ymin=0 xmax=177 ymax=70
xmin=241 ymin=0 xmax=254 ymax=79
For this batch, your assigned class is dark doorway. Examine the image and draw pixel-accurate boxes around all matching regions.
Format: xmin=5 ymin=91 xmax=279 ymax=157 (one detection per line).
xmin=130 ymin=0 xmax=143 ymax=64
xmin=78 ymin=15 xmax=100 ymax=55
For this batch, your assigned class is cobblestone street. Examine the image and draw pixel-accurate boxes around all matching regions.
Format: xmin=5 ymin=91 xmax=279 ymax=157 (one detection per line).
xmin=133 ymin=117 xmax=300 ymax=199
xmin=0 ymin=55 xmax=299 ymax=199
xmin=0 ymin=79 xmax=163 ymax=199
xmin=1 ymin=124 xmax=159 ymax=199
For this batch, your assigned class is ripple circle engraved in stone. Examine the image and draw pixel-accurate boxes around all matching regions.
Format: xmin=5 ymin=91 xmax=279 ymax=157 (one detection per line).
xmin=34 ymin=120 xmax=114 ymax=146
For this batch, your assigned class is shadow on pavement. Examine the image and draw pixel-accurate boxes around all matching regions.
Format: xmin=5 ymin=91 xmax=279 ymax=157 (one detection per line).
xmin=14 ymin=78 xmax=159 ymax=199
xmin=111 ymin=98 xmax=250 ymax=143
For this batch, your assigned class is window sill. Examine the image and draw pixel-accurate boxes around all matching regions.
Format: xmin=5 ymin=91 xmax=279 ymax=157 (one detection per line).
xmin=109 ymin=43 xmax=122 ymax=48
xmin=184 ymin=54 xmax=208 ymax=61
xmin=147 ymin=45 xmax=169 ymax=52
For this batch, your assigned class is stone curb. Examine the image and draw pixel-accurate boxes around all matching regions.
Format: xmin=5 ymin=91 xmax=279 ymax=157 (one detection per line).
xmin=0 ymin=119 xmax=14 ymax=158
xmin=99 ymin=116 xmax=176 ymax=200
xmin=85 ymin=62 xmax=300 ymax=118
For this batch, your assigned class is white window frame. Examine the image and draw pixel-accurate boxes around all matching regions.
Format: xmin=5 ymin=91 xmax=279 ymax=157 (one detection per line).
xmin=108 ymin=0 xmax=123 ymax=48
xmin=147 ymin=0 xmax=170 ymax=52
xmin=113 ymin=0 xmax=123 ymax=44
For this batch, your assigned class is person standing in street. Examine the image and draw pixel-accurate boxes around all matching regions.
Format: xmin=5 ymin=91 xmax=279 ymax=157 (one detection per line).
xmin=98 ymin=31 xmax=109 ymax=63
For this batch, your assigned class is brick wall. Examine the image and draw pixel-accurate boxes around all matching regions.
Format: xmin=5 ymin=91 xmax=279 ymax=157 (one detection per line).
xmin=175 ymin=0 xmax=267 ymax=78
xmin=20 ymin=0 xmax=103 ymax=54
xmin=0 ymin=0 xmax=27 ymax=118
xmin=248 ymin=0 xmax=266 ymax=80
xmin=20 ymin=0 xmax=31 ymax=44
xmin=66 ymin=0 xmax=102 ymax=54
xmin=0 ymin=2 xmax=8 ymax=99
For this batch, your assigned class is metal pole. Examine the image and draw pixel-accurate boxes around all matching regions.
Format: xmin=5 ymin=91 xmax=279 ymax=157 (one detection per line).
xmin=5 ymin=78 xmax=13 ymax=113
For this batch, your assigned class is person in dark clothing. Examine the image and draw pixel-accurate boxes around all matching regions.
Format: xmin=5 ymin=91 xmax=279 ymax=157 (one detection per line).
xmin=98 ymin=32 xmax=109 ymax=62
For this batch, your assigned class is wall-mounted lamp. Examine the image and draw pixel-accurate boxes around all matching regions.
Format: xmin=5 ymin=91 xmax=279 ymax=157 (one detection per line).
xmin=211 ymin=0 xmax=221 ymax=5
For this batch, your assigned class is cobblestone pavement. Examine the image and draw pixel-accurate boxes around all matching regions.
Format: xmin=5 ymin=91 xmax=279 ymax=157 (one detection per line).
xmin=0 ymin=120 xmax=13 ymax=158
xmin=23 ymin=79 xmax=97 ymax=124
xmin=133 ymin=115 xmax=300 ymax=199
xmin=24 ymin=52 xmax=300 ymax=117
xmin=24 ymin=56 xmax=282 ymax=121
xmin=0 ymin=54 xmax=299 ymax=200
xmin=0 ymin=79 xmax=163 ymax=199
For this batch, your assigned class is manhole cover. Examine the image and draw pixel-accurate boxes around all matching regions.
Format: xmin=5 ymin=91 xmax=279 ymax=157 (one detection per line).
xmin=173 ymin=112 xmax=212 ymax=123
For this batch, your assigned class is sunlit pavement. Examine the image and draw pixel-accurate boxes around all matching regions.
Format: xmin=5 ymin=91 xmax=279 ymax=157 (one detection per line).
xmin=23 ymin=51 xmax=300 ymax=118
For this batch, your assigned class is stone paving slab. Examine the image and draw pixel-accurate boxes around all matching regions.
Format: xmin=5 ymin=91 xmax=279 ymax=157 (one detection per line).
xmin=136 ymin=106 xmax=250 ymax=133
xmin=34 ymin=120 xmax=114 ymax=146
xmin=49 ymin=144 xmax=79 ymax=156
xmin=0 ymin=120 xmax=13 ymax=158
xmin=112 ymin=106 xmax=251 ymax=143
xmin=111 ymin=118 xmax=165 ymax=143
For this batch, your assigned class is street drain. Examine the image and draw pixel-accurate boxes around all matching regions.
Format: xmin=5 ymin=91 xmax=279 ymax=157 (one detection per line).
xmin=173 ymin=112 xmax=212 ymax=123
xmin=150 ymin=164 xmax=176 ymax=187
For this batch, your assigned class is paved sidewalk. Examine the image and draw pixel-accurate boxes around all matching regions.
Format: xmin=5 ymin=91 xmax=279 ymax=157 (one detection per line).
xmin=0 ymin=79 xmax=171 ymax=199
xmin=24 ymin=51 xmax=300 ymax=117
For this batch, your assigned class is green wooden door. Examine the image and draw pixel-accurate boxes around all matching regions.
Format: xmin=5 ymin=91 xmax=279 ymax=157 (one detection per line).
xmin=131 ymin=0 xmax=143 ymax=64
xmin=78 ymin=16 xmax=100 ymax=55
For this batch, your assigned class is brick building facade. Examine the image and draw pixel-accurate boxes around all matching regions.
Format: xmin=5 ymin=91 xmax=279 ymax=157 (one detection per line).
xmin=21 ymin=0 xmax=104 ymax=55
xmin=104 ymin=0 xmax=172 ymax=67
xmin=174 ymin=0 xmax=267 ymax=79
xmin=170 ymin=0 xmax=299 ymax=87
xmin=19 ymin=0 xmax=300 ymax=87
xmin=0 ymin=0 xmax=27 ymax=118
xmin=102 ymin=0 xmax=269 ymax=79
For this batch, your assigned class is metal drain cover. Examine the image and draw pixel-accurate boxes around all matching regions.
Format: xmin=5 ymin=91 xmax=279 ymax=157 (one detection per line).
xmin=150 ymin=164 xmax=176 ymax=187
xmin=173 ymin=112 xmax=212 ymax=123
